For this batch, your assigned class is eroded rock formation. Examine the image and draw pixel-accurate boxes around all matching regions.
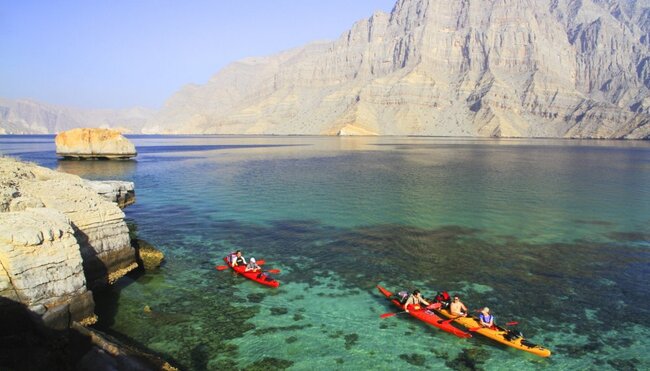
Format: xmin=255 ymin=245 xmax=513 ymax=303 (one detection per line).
xmin=55 ymin=128 xmax=137 ymax=159
xmin=84 ymin=180 xmax=135 ymax=208
xmin=0 ymin=208 xmax=95 ymax=328
xmin=146 ymin=0 xmax=649 ymax=138
xmin=0 ymin=157 xmax=137 ymax=295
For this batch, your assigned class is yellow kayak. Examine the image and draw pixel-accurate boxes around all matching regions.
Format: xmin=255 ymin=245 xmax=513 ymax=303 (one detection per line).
xmin=436 ymin=308 xmax=551 ymax=357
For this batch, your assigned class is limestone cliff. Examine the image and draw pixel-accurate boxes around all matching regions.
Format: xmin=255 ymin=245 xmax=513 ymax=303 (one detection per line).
xmin=0 ymin=208 xmax=95 ymax=328
xmin=0 ymin=157 xmax=137 ymax=293
xmin=146 ymin=0 xmax=650 ymax=138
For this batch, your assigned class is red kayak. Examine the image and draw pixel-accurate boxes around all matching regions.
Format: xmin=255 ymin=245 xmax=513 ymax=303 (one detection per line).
xmin=377 ymin=285 xmax=471 ymax=338
xmin=221 ymin=257 xmax=280 ymax=288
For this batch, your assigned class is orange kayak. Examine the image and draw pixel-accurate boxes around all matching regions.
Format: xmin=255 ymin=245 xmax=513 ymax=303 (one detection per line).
xmin=435 ymin=308 xmax=551 ymax=357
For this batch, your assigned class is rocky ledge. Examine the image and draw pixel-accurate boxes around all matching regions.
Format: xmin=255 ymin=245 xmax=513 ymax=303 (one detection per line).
xmin=85 ymin=180 xmax=135 ymax=208
xmin=0 ymin=156 xmax=170 ymax=370
xmin=55 ymin=128 xmax=137 ymax=159
xmin=0 ymin=156 xmax=138 ymax=326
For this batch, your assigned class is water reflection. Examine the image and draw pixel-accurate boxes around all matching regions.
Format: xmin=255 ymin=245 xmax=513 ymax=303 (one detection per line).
xmin=56 ymin=159 xmax=137 ymax=180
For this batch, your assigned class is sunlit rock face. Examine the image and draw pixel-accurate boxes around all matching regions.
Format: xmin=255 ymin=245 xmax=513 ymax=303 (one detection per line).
xmin=147 ymin=0 xmax=649 ymax=139
xmin=0 ymin=157 xmax=137 ymax=296
xmin=0 ymin=208 xmax=95 ymax=329
xmin=84 ymin=180 xmax=135 ymax=209
xmin=55 ymin=128 xmax=137 ymax=159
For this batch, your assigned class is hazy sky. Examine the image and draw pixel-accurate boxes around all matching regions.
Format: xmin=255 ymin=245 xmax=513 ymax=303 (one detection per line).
xmin=1 ymin=0 xmax=396 ymax=109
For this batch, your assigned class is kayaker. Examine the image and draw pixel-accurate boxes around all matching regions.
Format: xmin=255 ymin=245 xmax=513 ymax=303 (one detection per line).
xmin=479 ymin=307 xmax=494 ymax=328
xmin=231 ymin=250 xmax=247 ymax=267
xmin=434 ymin=291 xmax=451 ymax=309
xmin=245 ymin=257 xmax=261 ymax=272
xmin=403 ymin=289 xmax=431 ymax=313
xmin=450 ymin=295 xmax=468 ymax=317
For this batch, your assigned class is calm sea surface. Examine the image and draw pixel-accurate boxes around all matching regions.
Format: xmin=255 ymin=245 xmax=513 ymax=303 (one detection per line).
xmin=2 ymin=135 xmax=649 ymax=370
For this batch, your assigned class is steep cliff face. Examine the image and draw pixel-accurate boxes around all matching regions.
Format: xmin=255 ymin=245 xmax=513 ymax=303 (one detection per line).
xmin=0 ymin=208 xmax=96 ymax=328
xmin=148 ymin=0 xmax=650 ymax=138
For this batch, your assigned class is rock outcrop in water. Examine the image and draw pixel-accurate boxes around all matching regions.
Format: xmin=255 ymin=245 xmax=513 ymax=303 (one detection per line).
xmin=145 ymin=0 xmax=649 ymax=138
xmin=55 ymin=128 xmax=137 ymax=159
xmin=0 ymin=157 xmax=174 ymax=370
xmin=0 ymin=157 xmax=137 ymax=295
xmin=84 ymin=180 xmax=136 ymax=208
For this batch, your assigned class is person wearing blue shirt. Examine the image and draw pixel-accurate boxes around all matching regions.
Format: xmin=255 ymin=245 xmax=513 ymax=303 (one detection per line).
xmin=479 ymin=307 xmax=494 ymax=328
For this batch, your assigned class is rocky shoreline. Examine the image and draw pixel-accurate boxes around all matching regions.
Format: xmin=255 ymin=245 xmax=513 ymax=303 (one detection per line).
xmin=0 ymin=156 xmax=171 ymax=370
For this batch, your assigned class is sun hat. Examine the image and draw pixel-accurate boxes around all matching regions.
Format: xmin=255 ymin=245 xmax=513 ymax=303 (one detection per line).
xmin=481 ymin=307 xmax=490 ymax=314
xmin=250 ymin=257 xmax=256 ymax=263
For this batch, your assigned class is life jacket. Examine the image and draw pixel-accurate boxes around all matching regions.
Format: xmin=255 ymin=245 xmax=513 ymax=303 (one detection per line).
xmin=479 ymin=313 xmax=493 ymax=324
xmin=396 ymin=291 xmax=409 ymax=304
xmin=434 ymin=291 xmax=451 ymax=308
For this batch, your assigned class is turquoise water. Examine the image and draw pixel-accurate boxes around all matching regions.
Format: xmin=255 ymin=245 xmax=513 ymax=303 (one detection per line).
xmin=2 ymin=135 xmax=649 ymax=370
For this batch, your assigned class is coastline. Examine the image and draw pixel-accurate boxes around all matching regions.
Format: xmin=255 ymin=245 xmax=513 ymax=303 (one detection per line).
xmin=0 ymin=156 xmax=171 ymax=370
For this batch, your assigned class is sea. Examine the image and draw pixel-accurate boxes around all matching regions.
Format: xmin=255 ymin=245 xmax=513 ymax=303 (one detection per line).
xmin=1 ymin=135 xmax=649 ymax=370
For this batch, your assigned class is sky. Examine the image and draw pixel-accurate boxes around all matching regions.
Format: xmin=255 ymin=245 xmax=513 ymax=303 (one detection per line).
xmin=0 ymin=0 xmax=396 ymax=109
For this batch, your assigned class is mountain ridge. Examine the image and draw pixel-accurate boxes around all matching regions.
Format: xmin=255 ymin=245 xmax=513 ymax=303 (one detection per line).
xmin=2 ymin=0 xmax=649 ymax=138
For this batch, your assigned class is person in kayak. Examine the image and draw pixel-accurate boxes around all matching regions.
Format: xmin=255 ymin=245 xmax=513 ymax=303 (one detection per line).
xmin=230 ymin=250 xmax=247 ymax=267
xmin=479 ymin=307 xmax=495 ymax=328
xmin=245 ymin=257 xmax=261 ymax=272
xmin=403 ymin=290 xmax=431 ymax=312
xmin=434 ymin=291 xmax=452 ymax=309
xmin=450 ymin=295 xmax=468 ymax=317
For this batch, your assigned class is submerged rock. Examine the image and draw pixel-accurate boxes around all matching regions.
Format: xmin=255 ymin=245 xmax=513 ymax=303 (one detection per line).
xmin=55 ymin=128 xmax=137 ymax=159
xmin=132 ymin=238 xmax=165 ymax=271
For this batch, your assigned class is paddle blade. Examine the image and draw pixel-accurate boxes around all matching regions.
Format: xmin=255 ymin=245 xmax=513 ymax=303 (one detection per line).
xmin=266 ymin=269 xmax=281 ymax=274
xmin=380 ymin=312 xmax=396 ymax=319
xmin=257 ymin=260 xmax=265 ymax=266
xmin=215 ymin=265 xmax=229 ymax=271
xmin=505 ymin=321 xmax=519 ymax=326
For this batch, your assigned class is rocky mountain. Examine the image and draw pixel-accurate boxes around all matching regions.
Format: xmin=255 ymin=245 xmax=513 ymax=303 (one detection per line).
xmin=0 ymin=98 xmax=154 ymax=134
xmin=146 ymin=0 xmax=650 ymax=138
xmin=2 ymin=0 xmax=649 ymax=138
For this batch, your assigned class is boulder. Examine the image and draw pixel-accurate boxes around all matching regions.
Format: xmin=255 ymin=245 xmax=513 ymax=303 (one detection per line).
xmin=55 ymin=128 xmax=137 ymax=159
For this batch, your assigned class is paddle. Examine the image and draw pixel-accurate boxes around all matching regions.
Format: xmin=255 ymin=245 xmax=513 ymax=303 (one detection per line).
xmin=215 ymin=259 xmax=267 ymax=271
xmin=469 ymin=322 xmax=518 ymax=332
xmin=380 ymin=311 xmax=407 ymax=319
xmin=265 ymin=269 xmax=280 ymax=274
xmin=437 ymin=314 xmax=466 ymax=324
